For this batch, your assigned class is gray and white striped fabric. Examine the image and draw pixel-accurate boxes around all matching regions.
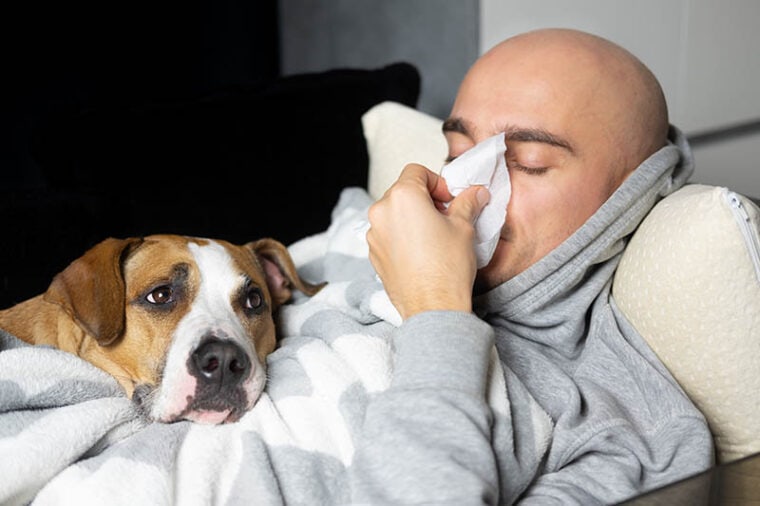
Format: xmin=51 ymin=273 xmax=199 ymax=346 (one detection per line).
xmin=0 ymin=187 xmax=552 ymax=505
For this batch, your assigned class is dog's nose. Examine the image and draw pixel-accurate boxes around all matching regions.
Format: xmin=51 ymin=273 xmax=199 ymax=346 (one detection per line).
xmin=191 ymin=339 xmax=251 ymax=388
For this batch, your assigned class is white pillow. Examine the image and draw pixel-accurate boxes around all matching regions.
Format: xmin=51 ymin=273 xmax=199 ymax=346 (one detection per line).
xmin=613 ymin=184 xmax=760 ymax=464
xmin=361 ymin=101 xmax=448 ymax=199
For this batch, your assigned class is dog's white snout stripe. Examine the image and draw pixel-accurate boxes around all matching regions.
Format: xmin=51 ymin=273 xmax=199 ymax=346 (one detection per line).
xmin=148 ymin=240 xmax=265 ymax=423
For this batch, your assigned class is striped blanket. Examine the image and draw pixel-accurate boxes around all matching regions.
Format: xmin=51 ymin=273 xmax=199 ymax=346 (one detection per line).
xmin=0 ymin=187 xmax=551 ymax=505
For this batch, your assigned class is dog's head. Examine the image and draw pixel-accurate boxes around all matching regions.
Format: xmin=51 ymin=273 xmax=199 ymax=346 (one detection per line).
xmin=43 ymin=234 xmax=324 ymax=424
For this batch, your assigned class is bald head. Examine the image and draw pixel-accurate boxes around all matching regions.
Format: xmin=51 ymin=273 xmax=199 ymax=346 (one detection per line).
xmin=452 ymin=28 xmax=668 ymax=176
xmin=446 ymin=28 xmax=672 ymax=286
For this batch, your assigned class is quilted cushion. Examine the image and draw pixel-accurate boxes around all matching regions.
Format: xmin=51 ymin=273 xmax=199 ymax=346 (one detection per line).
xmin=613 ymin=184 xmax=760 ymax=464
xmin=362 ymin=101 xmax=448 ymax=199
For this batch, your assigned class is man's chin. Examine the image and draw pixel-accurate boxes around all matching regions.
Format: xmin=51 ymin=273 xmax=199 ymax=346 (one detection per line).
xmin=475 ymin=239 xmax=521 ymax=293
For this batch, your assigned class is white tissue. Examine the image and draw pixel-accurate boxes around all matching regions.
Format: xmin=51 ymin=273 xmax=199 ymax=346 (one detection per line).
xmin=440 ymin=132 xmax=511 ymax=268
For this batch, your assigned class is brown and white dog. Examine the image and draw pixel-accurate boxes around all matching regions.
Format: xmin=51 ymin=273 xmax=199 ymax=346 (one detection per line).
xmin=0 ymin=234 xmax=324 ymax=425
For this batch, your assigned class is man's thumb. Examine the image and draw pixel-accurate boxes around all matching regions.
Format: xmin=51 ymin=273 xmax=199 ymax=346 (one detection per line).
xmin=448 ymin=185 xmax=490 ymax=224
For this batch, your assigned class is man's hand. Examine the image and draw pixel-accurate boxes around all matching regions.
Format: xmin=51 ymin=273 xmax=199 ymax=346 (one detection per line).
xmin=366 ymin=163 xmax=490 ymax=320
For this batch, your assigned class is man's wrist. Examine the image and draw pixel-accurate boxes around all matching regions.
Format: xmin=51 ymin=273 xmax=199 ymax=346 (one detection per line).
xmin=401 ymin=296 xmax=473 ymax=320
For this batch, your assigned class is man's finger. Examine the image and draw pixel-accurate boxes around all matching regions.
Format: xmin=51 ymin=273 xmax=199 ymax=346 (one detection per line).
xmin=398 ymin=163 xmax=452 ymax=202
xmin=447 ymin=185 xmax=490 ymax=224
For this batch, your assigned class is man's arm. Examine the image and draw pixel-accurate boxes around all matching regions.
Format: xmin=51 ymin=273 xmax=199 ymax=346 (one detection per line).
xmin=349 ymin=311 xmax=502 ymax=504
xmin=350 ymin=165 xmax=504 ymax=503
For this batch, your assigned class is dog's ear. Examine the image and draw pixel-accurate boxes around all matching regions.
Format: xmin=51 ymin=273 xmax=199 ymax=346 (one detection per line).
xmin=245 ymin=238 xmax=326 ymax=308
xmin=44 ymin=237 xmax=144 ymax=346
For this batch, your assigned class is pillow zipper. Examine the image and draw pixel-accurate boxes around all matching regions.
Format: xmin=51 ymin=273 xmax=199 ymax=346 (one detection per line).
xmin=724 ymin=188 xmax=760 ymax=282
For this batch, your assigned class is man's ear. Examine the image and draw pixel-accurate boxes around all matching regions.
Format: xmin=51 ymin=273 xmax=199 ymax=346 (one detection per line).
xmin=245 ymin=238 xmax=326 ymax=308
xmin=44 ymin=237 xmax=144 ymax=346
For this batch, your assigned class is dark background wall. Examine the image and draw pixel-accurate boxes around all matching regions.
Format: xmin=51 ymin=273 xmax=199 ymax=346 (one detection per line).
xmin=2 ymin=0 xmax=280 ymax=190
xmin=279 ymin=0 xmax=478 ymax=119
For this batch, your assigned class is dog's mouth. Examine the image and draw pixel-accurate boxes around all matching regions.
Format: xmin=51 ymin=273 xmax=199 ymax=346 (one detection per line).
xmin=132 ymin=381 xmax=259 ymax=425
xmin=132 ymin=383 xmax=159 ymax=420
xmin=177 ymin=393 xmax=251 ymax=424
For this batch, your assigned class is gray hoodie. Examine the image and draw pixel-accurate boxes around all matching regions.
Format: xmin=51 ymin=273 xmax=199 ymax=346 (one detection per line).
xmin=348 ymin=126 xmax=715 ymax=505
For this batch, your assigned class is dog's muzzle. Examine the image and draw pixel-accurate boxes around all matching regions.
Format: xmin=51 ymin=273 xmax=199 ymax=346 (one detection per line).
xmin=134 ymin=335 xmax=262 ymax=425
xmin=179 ymin=337 xmax=254 ymax=423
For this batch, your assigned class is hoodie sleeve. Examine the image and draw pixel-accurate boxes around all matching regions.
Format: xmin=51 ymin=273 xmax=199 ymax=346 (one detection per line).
xmin=348 ymin=310 xmax=501 ymax=505
xmin=516 ymin=414 xmax=713 ymax=504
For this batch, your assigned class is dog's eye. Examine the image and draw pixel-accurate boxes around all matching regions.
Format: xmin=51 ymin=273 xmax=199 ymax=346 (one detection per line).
xmin=146 ymin=285 xmax=174 ymax=305
xmin=244 ymin=288 xmax=263 ymax=310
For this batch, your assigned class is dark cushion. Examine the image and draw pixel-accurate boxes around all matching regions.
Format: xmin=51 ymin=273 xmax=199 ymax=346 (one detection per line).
xmin=1 ymin=63 xmax=420 ymax=307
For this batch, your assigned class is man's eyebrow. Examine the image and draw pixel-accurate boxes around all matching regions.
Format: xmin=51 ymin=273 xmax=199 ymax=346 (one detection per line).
xmin=442 ymin=117 xmax=467 ymax=135
xmin=503 ymin=127 xmax=575 ymax=154
xmin=443 ymin=117 xmax=575 ymax=154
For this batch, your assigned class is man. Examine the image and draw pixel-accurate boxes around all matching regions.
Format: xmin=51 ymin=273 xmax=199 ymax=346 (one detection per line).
xmin=351 ymin=28 xmax=714 ymax=504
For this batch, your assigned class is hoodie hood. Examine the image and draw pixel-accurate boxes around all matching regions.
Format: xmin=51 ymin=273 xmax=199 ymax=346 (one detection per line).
xmin=474 ymin=126 xmax=694 ymax=353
